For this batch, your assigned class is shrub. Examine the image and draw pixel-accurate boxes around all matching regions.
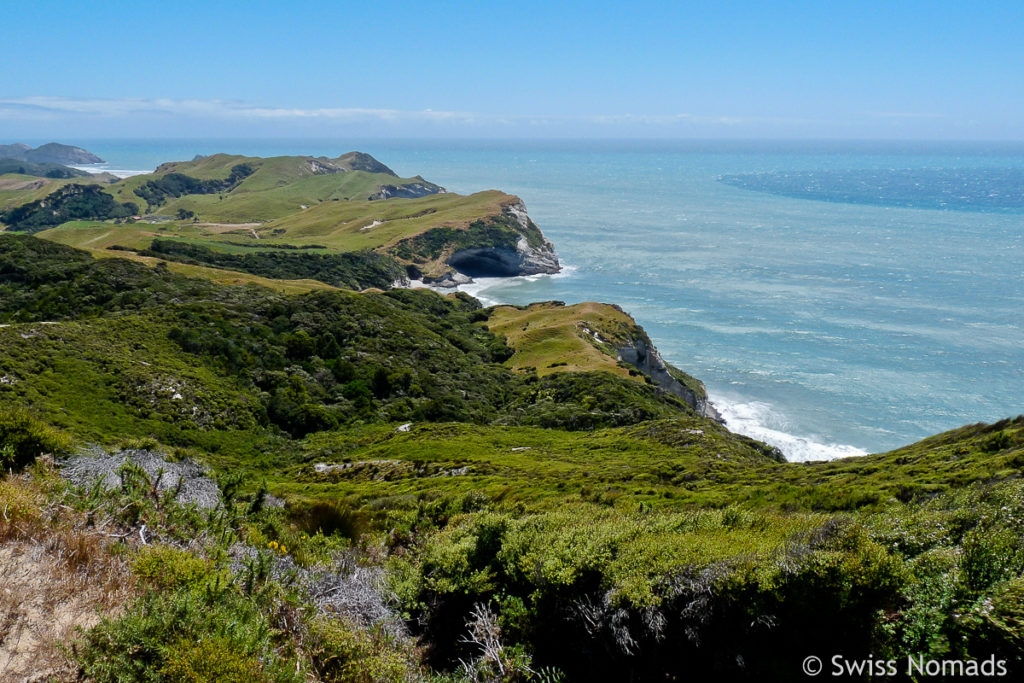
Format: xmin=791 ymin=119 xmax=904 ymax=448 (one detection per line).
xmin=161 ymin=637 xmax=267 ymax=683
xmin=133 ymin=545 xmax=213 ymax=590
xmin=306 ymin=616 xmax=417 ymax=683
xmin=72 ymin=584 xmax=301 ymax=682
xmin=0 ymin=409 xmax=70 ymax=472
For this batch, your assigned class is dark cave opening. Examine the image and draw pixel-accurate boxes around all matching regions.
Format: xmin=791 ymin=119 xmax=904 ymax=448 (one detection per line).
xmin=448 ymin=248 xmax=521 ymax=277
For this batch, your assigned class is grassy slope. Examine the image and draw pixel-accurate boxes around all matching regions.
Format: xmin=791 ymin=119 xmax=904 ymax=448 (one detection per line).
xmin=2 ymin=309 xmax=1019 ymax=515
xmin=5 ymin=152 xmax=527 ymax=287
xmin=487 ymin=301 xmax=643 ymax=379
xmin=36 ymin=223 xmax=336 ymax=294
xmin=106 ymin=153 xmax=440 ymax=221
xmin=273 ymin=416 xmax=1024 ymax=513
xmin=487 ymin=301 xmax=711 ymax=407
xmin=0 ymin=175 xmax=110 ymax=212
xmin=32 ymin=191 xmax=521 ymax=284
xmin=3 ymin=235 xmax=1024 ymax=678
xmin=256 ymin=190 xmax=512 ymax=249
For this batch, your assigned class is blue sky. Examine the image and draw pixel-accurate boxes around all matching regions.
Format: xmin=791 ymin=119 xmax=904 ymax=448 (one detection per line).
xmin=4 ymin=0 xmax=1023 ymax=139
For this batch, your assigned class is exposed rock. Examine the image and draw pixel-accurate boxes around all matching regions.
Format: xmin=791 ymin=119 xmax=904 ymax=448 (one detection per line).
xmin=306 ymin=158 xmax=344 ymax=175
xmin=428 ymin=271 xmax=474 ymax=288
xmin=60 ymin=447 xmax=222 ymax=509
xmin=369 ymin=180 xmax=446 ymax=200
xmin=334 ymin=151 xmax=398 ymax=176
xmin=447 ymin=200 xmax=561 ymax=278
xmin=617 ymin=334 xmax=722 ymax=421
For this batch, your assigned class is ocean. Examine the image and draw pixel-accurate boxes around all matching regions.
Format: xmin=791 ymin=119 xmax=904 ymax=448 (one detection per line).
xmin=61 ymin=138 xmax=1024 ymax=461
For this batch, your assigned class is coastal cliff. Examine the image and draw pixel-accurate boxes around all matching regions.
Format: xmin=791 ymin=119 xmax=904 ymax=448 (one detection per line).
xmin=1 ymin=152 xmax=560 ymax=293
xmin=442 ymin=200 xmax=560 ymax=282
xmin=485 ymin=300 xmax=717 ymax=420
xmin=393 ymin=196 xmax=561 ymax=287
xmin=615 ymin=326 xmax=722 ymax=420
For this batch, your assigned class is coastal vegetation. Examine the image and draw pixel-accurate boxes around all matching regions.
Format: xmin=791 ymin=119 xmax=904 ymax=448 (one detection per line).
xmin=1 ymin=151 xmax=555 ymax=285
xmin=0 ymin=183 xmax=138 ymax=232
xmin=0 ymin=158 xmax=94 ymax=179
xmin=2 ymin=151 xmax=1023 ymax=679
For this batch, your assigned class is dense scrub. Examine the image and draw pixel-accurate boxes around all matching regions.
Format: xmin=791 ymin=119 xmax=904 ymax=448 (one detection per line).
xmin=3 ymin=234 xmax=1024 ymax=680
xmin=132 ymin=163 xmax=255 ymax=206
xmin=385 ymin=481 xmax=1024 ymax=679
xmin=143 ymin=238 xmax=407 ymax=290
xmin=0 ymin=184 xmax=138 ymax=232
xmin=391 ymin=216 xmax=526 ymax=263
xmin=0 ymin=234 xmax=700 ymax=442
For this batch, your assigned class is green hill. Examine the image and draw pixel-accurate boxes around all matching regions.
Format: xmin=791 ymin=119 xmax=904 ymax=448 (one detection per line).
xmin=3 ymin=151 xmax=561 ymax=288
xmin=0 ymin=158 xmax=94 ymax=179
xmin=2 ymin=186 xmax=1024 ymax=678
xmin=0 ymin=141 xmax=104 ymax=164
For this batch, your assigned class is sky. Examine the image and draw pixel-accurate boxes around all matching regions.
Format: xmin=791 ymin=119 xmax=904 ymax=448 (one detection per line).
xmin=3 ymin=0 xmax=1023 ymax=140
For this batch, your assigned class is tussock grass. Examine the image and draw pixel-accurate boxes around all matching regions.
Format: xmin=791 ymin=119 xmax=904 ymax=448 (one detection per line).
xmin=0 ymin=467 xmax=137 ymax=680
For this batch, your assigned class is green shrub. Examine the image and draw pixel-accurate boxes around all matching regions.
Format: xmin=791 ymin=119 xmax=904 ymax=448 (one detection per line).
xmin=161 ymin=637 xmax=268 ymax=683
xmin=307 ymin=616 xmax=416 ymax=683
xmin=0 ymin=409 xmax=70 ymax=472
xmin=73 ymin=584 xmax=301 ymax=682
xmin=133 ymin=545 xmax=213 ymax=590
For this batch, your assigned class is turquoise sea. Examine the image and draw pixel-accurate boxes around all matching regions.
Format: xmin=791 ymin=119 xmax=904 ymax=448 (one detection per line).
xmin=61 ymin=139 xmax=1024 ymax=461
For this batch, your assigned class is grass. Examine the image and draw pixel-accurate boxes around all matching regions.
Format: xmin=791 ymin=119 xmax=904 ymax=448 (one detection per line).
xmin=4 ymin=230 xmax=1024 ymax=678
xmin=0 ymin=175 xmax=110 ymax=213
xmin=14 ymin=152 xmax=527 ymax=288
xmin=0 ymin=469 xmax=138 ymax=679
xmin=256 ymin=190 xmax=512 ymax=247
xmin=486 ymin=301 xmax=643 ymax=379
xmin=35 ymin=225 xmax=338 ymax=293
xmin=104 ymin=153 xmax=440 ymax=223
xmin=264 ymin=416 xmax=1024 ymax=520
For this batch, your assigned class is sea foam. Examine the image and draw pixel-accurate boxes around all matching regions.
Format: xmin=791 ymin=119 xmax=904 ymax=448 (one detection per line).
xmin=709 ymin=392 xmax=869 ymax=462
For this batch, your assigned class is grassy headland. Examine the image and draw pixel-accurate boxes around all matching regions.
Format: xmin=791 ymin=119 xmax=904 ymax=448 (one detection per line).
xmin=1 ymin=153 xmax=1023 ymax=680
xmin=2 ymin=151 xmax=556 ymax=287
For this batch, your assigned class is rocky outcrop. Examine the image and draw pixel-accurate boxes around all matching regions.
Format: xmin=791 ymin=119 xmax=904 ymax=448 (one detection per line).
xmin=447 ymin=201 xmax=561 ymax=277
xmin=335 ymin=151 xmax=398 ymax=175
xmin=369 ymin=179 xmax=446 ymax=200
xmin=427 ymin=271 xmax=473 ymax=288
xmin=616 ymin=332 xmax=722 ymax=421
xmin=306 ymin=158 xmax=344 ymax=175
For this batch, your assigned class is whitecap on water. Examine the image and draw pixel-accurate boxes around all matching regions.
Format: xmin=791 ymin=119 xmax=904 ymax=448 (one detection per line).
xmin=709 ymin=392 xmax=869 ymax=462
xmin=456 ymin=264 xmax=577 ymax=306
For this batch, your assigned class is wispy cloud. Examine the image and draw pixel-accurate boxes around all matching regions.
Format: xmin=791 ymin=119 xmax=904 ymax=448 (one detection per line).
xmin=2 ymin=96 xmax=954 ymax=139
xmin=0 ymin=96 xmax=484 ymax=124
xmin=0 ymin=96 xmax=817 ymax=130
xmin=865 ymin=111 xmax=945 ymax=120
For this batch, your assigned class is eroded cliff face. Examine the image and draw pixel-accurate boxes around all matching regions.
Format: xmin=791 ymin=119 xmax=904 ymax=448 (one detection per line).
xmin=446 ymin=200 xmax=561 ymax=279
xmin=616 ymin=332 xmax=722 ymax=421
xmin=486 ymin=300 xmax=722 ymax=422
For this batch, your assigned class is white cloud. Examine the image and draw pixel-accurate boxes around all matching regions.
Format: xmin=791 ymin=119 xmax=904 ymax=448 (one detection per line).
xmin=0 ymin=96 xmax=823 ymax=130
xmin=0 ymin=96 xmax=981 ymax=139
xmin=0 ymin=96 xmax=485 ymax=125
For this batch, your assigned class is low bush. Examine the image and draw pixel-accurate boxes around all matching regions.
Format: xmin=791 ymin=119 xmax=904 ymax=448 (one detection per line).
xmin=0 ymin=408 xmax=70 ymax=472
